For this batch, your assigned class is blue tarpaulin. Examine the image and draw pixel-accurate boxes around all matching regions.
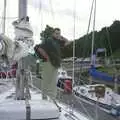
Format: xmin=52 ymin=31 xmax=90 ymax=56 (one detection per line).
xmin=89 ymin=66 xmax=113 ymax=81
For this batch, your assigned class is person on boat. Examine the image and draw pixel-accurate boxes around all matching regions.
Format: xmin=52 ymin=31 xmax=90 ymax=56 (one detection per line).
xmin=34 ymin=28 xmax=71 ymax=100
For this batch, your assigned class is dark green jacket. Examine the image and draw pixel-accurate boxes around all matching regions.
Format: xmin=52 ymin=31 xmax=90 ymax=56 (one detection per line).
xmin=36 ymin=37 xmax=65 ymax=68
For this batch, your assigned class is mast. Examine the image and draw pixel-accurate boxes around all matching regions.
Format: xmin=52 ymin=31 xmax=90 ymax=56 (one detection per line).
xmin=19 ymin=0 xmax=27 ymax=98
xmin=91 ymin=0 xmax=96 ymax=65
xmin=19 ymin=0 xmax=27 ymax=19
xmin=2 ymin=0 xmax=7 ymax=34
xmin=17 ymin=1 xmax=31 ymax=119
xmin=89 ymin=0 xmax=96 ymax=84
xmin=16 ymin=0 xmax=27 ymax=100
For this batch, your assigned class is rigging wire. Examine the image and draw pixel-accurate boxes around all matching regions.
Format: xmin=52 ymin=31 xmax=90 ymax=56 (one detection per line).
xmin=79 ymin=0 xmax=95 ymax=72
xmin=72 ymin=0 xmax=76 ymax=89
xmin=86 ymin=0 xmax=95 ymax=36
xmin=81 ymin=0 xmax=95 ymax=58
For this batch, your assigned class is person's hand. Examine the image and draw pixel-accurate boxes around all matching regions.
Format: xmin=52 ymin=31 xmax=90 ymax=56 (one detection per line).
xmin=64 ymin=41 xmax=72 ymax=46
xmin=59 ymin=36 xmax=72 ymax=46
xmin=60 ymin=36 xmax=68 ymax=42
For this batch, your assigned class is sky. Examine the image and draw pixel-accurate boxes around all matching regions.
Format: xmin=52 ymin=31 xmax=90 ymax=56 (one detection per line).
xmin=0 ymin=0 xmax=120 ymax=44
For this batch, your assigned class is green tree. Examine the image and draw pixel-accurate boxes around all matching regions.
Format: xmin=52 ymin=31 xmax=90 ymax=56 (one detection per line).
xmin=39 ymin=20 xmax=120 ymax=58
xmin=40 ymin=25 xmax=54 ymax=41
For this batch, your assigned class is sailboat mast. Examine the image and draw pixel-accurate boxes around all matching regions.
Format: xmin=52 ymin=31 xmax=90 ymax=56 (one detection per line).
xmin=91 ymin=0 xmax=96 ymax=65
xmin=15 ymin=0 xmax=27 ymax=100
xmin=19 ymin=0 xmax=27 ymax=19
xmin=2 ymin=0 xmax=7 ymax=34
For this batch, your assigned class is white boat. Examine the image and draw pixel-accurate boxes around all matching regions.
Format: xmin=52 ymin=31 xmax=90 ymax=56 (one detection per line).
xmin=0 ymin=79 xmax=91 ymax=120
xmin=73 ymin=84 xmax=120 ymax=110
xmin=72 ymin=0 xmax=120 ymax=115
xmin=0 ymin=65 xmax=90 ymax=120
xmin=0 ymin=0 xmax=92 ymax=119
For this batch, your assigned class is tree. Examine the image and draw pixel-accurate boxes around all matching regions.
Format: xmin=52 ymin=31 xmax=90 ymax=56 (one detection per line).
xmin=39 ymin=20 xmax=120 ymax=58
xmin=40 ymin=25 xmax=54 ymax=41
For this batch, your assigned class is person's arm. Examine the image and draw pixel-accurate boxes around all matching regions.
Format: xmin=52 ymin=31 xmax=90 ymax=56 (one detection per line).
xmin=60 ymin=36 xmax=71 ymax=46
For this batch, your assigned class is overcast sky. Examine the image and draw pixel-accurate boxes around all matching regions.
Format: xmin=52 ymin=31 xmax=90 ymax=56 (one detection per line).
xmin=0 ymin=0 xmax=120 ymax=44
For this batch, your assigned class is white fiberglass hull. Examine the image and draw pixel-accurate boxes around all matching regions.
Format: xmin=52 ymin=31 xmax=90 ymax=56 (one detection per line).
xmin=0 ymin=84 xmax=90 ymax=120
xmin=73 ymin=85 xmax=120 ymax=110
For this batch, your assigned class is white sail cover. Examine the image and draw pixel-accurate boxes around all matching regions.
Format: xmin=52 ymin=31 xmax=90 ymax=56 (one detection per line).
xmin=0 ymin=17 xmax=34 ymax=61
xmin=0 ymin=34 xmax=15 ymax=58
xmin=12 ymin=17 xmax=34 ymax=60
xmin=12 ymin=17 xmax=33 ymax=41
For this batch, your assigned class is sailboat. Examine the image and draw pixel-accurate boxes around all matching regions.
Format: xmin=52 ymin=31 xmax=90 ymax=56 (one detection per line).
xmin=0 ymin=0 xmax=91 ymax=120
xmin=73 ymin=0 xmax=120 ymax=116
